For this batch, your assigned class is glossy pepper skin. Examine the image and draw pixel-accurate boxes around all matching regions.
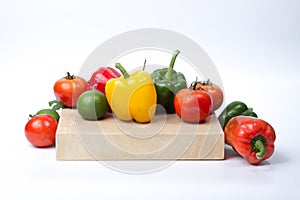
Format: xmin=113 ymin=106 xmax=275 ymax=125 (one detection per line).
xmin=218 ymin=101 xmax=258 ymax=130
xmin=224 ymin=116 xmax=276 ymax=165
xmin=87 ymin=67 xmax=121 ymax=94
xmin=151 ymin=50 xmax=187 ymax=113
xmin=105 ymin=63 xmax=157 ymax=123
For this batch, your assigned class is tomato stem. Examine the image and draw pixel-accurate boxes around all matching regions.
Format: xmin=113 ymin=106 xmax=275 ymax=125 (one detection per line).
xmin=199 ymin=79 xmax=212 ymax=86
xmin=191 ymin=77 xmax=198 ymax=90
xmin=49 ymin=100 xmax=65 ymax=110
xmin=28 ymin=114 xmax=35 ymax=120
xmin=65 ymin=72 xmax=74 ymax=80
xmin=206 ymin=79 xmax=211 ymax=85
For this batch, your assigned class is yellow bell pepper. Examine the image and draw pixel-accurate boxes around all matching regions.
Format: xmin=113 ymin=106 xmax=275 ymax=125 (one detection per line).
xmin=105 ymin=63 xmax=157 ymax=123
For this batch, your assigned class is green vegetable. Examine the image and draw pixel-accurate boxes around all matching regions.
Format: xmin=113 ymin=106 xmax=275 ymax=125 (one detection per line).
xmin=77 ymin=87 xmax=108 ymax=120
xmin=218 ymin=101 xmax=258 ymax=130
xmin=31 ymin=108 xmax=60 ymax=122
xmin=151 ymin=50 xmax=187 ymax=113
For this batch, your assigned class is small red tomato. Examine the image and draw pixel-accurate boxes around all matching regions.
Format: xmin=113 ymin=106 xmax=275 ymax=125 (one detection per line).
xmin=190 ymin=79 xmax=223 ymax=111
xmin=53 ymin=72 xmax=88 ymax=107
xmin=174 ymin=88 xmax=213 ymax=123
xmin=25 ymin=114 xmax=58 ymax=147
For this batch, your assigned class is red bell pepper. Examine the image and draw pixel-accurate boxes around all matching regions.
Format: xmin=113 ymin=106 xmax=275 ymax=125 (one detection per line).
xmin=87 ymin=67 xmax=121 ymax=94
xmin=224 ymin=116 xmax=276 ymax=165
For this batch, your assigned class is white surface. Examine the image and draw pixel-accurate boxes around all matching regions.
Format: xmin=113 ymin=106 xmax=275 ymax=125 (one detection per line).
xmin=1 ymin=0 xmax=299 ymax=199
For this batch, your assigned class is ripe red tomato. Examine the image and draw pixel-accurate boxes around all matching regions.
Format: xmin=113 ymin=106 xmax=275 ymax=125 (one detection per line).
xmin=53 ymin=72 xmax=88 ymax=107
xmin=25 ymin=114 xmax=58 ymax=147
xmin=174 ymin=88 xmax=213 ymax=123
xmin=191 ymin=79 xmax=223 ymax=111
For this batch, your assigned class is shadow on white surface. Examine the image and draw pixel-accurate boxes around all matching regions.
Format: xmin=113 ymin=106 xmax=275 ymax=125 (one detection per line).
xmin=224 ymin=144 xmax=289 ymax=166
xmin=224 ymin=145 xmax=240 ymax=160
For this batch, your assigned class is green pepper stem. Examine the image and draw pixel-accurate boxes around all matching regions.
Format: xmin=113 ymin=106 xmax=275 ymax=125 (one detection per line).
xmin=255 ymin=139 xmax=266 ymax=160
xmin=115 ymin=63 xmax=130 ymax=79
xmin=165 ymin=50 xmax=180 ymax=80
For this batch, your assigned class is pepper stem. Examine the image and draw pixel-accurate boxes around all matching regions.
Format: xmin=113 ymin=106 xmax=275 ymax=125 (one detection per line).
xmin=254 ymin=139 xmax=266 ymax=160
xmin=92 ymin=84 xmax=97 ymax=90
xmin=115 ymin=63 xmax=130 ymax=79
xmin=143 ymin=58 xmax=147 ymax=71
xmin=165 ymin=50 xmax=180 ymax=80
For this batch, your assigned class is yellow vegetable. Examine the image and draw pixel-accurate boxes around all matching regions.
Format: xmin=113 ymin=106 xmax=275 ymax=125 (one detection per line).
xmin=105 ymin=63 xmax=157 ymax=123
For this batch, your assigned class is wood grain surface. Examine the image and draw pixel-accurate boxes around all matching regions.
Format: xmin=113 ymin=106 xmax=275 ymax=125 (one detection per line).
xmin=56 ymin=109 xmax=224 ymax=160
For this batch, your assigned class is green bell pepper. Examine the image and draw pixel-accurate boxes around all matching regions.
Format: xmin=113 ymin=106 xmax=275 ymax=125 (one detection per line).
xmin=151 ymin=50 xmax=187 ymax=113
xmin=218 ymin=101 xmax=258 ymax=130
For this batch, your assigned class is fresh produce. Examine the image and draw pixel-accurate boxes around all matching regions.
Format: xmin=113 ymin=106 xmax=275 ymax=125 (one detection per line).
xmin=48 ymin=99 xmax=66 ymax=111
xmin=86 ymin=67 xmax=121 ymax=94
xmin=77 ymin=87 xmax=108 ymax=120
xmin=53 ymin=72 xmax=88 ymax=107
xmin=174 ymin=82 xmax=213 ymax=123
xmin=218 ymin=101 xmax=258 ymax=130
xmin=190 ymin=79 xmax=223 ymax=111
xmin=151 ymin=50 xmax=187 ymax=113
xmin=105 ymin=63 xmax=157 ymax=123
xmin=25 ymin=114 xmax=58 ymax=147
xmin=32 ymin=108 xmax=60 ymax=122
xmin=224 ymin=116 xmax=276 ymax=164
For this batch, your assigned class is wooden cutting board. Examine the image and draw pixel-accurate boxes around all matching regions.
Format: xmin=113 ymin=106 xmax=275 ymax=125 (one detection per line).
xmin=56 ymin=109 xmax=224 ymax=160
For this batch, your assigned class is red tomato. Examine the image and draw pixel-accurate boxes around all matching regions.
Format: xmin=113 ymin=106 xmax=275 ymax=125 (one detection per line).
xmin=53 ymin=72 xmax=88 ymax=107
xmin=174 ymin=88 xmax=213 ymax=123
xmin=191 ymin=79 xmax=223 ymax=111
xmin=25 ymin=114 xmax=58 ymax=147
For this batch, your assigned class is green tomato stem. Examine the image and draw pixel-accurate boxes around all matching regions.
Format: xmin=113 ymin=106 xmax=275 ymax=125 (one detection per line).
xmin=115 ymin=63 xmax=130 ymax=79
xmin=165 ymin=50 xmax=180 ymax=81
xmin=49 ymin=100 xmax=65 ymax=110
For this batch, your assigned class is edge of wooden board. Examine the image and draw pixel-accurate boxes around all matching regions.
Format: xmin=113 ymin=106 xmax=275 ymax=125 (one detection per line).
xmin=56 ymin=109 xmax=224 ymax=160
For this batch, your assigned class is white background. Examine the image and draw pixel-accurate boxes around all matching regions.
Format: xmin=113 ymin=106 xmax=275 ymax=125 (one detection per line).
xmin=1 ymin=0 xmax=300 ymax=199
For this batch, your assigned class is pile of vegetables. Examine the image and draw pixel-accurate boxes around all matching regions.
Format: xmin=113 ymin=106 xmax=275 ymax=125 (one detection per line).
xmin=24 ymin=50 xmax=276 ymax=165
